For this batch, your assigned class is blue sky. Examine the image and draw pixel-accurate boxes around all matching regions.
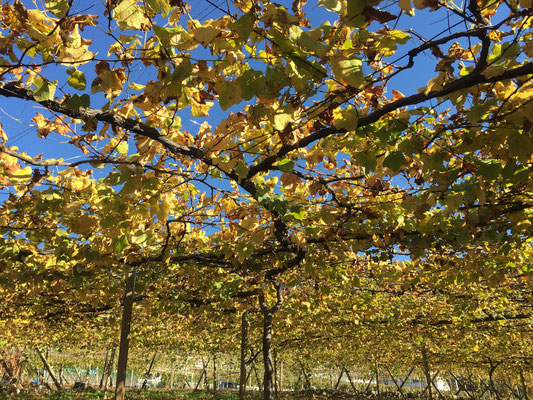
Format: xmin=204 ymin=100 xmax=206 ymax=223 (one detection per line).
xmin=0 ymin=0 xmax=454 ymax=160
xmin=0 ymin=0 xmax=497 ymax=210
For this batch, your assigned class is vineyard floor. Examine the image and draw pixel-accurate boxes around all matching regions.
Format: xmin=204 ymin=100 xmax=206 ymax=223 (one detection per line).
xmin=3 ymin=389 xmax=479 ymax=400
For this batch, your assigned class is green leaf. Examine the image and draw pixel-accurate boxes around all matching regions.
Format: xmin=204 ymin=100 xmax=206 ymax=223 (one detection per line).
xmin=355 ymin=152 xmax=377 ymax=173
xmin=232 ymin=13 xmax=254 ymax=41
xmin=116 ymin=141 xmax=128 ymax=155
xmin=285 ymin=59 xmax=310 ymax=91
xmin=508 ymin=132 xmax=533 ymax=163
xmin=320 ymin=208 xmax=336 ymax=224
xmin=235 ymin=242 xmax=254 ymax=262
xmin=331 ymin=56 xmax=364 ymax=88
xmin=445 ymin=192 xmax=463 ymax=212
xmin=318 ymin=0 xmax=343 ymax=12
xmin=333 ymin=107 xmax=358 ymax=131
xmin=271 ymin=30 xmax=297 ymax=53
xmin=278 ymin=158 xmax=294 ymax=172
xmin=398 ymin=136 xmax=422 ymax=155
xmin=236 ymin=69 xmax=265 ymax=101
xmin=66 ymin=68 xmax=87 ymax=90
xmin=466 ymin=100 xmax=495 ymax=123
xmin=346 ymin=0 xmax=367 ymax=17
xmin=145 ymin=0 xmax=171 ymax=16
xmin=33 ymin=78 xmax=57 ymax=102
xmin=131 ymin=232 xmax=148 ymax=245
xmin=297 ymin=32 xmax=328 ymax=57
xmin=113 ymin=235 xmax=130 ymax=254
xmin=290 ymin=57 xmax=326 ymax=81
xmin=215 ymin=80 xmax=242 ymax=110
xmin=387 ymin=30 xmax=411 ymax=44
xmin=45 ymin=0 xmax=69 ymax=18
xmin=383 ymin=152 xmax=406 ymax=173
xmin=153 ymin=25 xmax=180 ymax=46
xmin=235 ymin=160 xmax=249 ymax=180
xmin=266 ymin=68 xmax=287 ymax=93
xmin=476 ymin=159 xmax=502 ymax=181
xmin=288 ymin=209 xmax=305 ymax=221
xmin=64 ymin=94 xmax=90 ymax=111
xmin=501 ymin=42 xmax=520 ymax=60
xmin=160 ymin=61 xmax=193 ymax=102
xmin=502 ymin=161 xmax=528 ymax=184
xmin=258 ymin=192 xmax=288 ymax=214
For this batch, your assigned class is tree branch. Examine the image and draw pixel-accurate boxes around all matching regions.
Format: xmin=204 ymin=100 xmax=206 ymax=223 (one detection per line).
xmin=244 ymin=61 xmax=533 ymax=177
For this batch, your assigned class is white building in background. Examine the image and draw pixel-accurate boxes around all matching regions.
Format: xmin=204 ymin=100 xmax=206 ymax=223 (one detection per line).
xmin=327 ymin=372 xmax=451 ymax=392
xmin=134 ymin=373 xmax=162 ymax=389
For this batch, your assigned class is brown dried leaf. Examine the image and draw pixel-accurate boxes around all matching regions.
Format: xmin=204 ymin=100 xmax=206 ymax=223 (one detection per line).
xmin=362 ymin=6 xmax=397 ymax=24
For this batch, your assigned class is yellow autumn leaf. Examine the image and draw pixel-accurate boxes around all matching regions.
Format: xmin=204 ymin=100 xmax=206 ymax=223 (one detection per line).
xmin=113 ymin=0 xmax=150 ymax=30
xmin=424 ymin=75 xmax=444 ymax=95
xmin=194 ymin=26 xmax=222 ymax=47
xmin=157 ymin=194 xmax=173 ymax=222
xmin=70 ymin=214 xmax=98 ymax=234
xmin=8 ymin=166 xmax=32 ymax=182
xmin=68 ymin=176 xmax=91 ymax=193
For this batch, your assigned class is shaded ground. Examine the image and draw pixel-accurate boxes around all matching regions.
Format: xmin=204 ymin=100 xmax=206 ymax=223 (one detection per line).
xmin=1 ymin=388 xmax=472 ymax=400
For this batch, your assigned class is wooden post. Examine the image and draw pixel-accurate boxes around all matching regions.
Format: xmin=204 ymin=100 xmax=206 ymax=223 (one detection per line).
xmin=84 ymin=366 xmax=89 ymax=386
xmin=299 ymin=360 xmax=311 ymax=390
xmin=239 ymin=311 xmax=249 ymax=400
xmin=520 ymin=367 xmax=529 ymax=400
xmin=36 ymin=348 xmax=62 ymax=390
xmin=260 ymin=281 xmax=283 ymax=400
xmin=204 ymin=361 xmax=209 ymax=389
xmin=100 ymin=350 xmax=109 ymax=389
xmin=430 ymin=371 xmax=444 ymax=399
xmin=364 ymin=370 xmax=373 ymax=393
xmin=262 ymin=309 xmax=275 ymax=400
xmin=61 ymin=372 xmax=70 ymax=386
xmin=252 ymin=362 xmax=262 ymax=389
xmin=1 ymin=357 xmax=15 ymax=380
xmin=334 ymin=366 xmax=344 ymax=390
xmin=194 ymin=368 xmax=206 ymax=391
xmin=103 ymin=343 xmax=116 ymax=399
xmin=103 ymin=343 xmax=116 ymax=397
xmin=279 ymin=361 xmax=283 ymax=393
xmin=213 ymin=353 xmax=217 ymax=392
xmin=421 ymin=346 xmax=433 ymax=400
xmin=399 ymin=366 xmax=415 ymax=392
xmin=375 ymin=362 xmax=380 ymax=395
xmin=343 ymin=366 xmax=357 ymax=392
xmin=141 ymin=351 xmax=157 ymax=390
xmin=487 ymin=358 xmax=502 ymax=400
xmin=385 ymin=365 xmax=406 ymax=399
xmin=274 ymin=350 xmax=278 ymax=397
xmin=74 ymin=366 xmax=81 ymax=381
xmin=114 ymin=272 xmax=135 ymax=400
